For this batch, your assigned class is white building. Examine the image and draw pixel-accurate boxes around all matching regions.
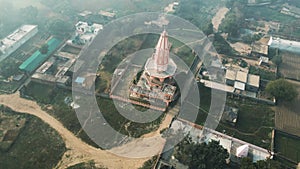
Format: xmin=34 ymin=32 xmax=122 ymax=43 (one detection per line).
xmin=268 ymin=36 xmax=300 ymax=54
xmin=0 ymin=25 xmax=38 ymax=62
xmin=73 ymin=21 xmax=103 ymax=45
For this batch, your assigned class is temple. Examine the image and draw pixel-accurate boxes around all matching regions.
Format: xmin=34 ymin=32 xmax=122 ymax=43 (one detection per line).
xmin=129 ymin=30 xmax=178 ymax=108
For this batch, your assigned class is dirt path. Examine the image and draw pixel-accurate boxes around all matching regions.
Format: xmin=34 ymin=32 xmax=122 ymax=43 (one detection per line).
xmin=0 ymin=92 xmax=149 ymax=169
xmin=212 ymin=7 xmax=229 ymax=32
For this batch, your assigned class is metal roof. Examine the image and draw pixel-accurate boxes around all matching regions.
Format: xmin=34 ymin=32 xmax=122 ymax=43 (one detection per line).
xmin=234 ymin=81 xmax=246 ymax=91
xmin=19 ymin=38 xmax=62 ymax=73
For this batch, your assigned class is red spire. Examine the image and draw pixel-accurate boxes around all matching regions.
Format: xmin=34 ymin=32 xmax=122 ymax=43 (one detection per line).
xmin=153 ymin=30 xmax=170 ymax=72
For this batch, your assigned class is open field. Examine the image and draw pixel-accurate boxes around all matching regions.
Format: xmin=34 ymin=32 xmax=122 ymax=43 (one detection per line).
xmin=195 ymin=84 xmax=275 ymax=149
xmin=0 ymin=92 xmax=151 ymax=169
xmin=280 ymin=52 xmax=300 ymax=81
xmin=0 ymin=106 xmax=66 ymax=169
xmin=274 ymin=130 xmax=300 ymax=165
xmin=275 ymin=80 xmax=300 ymax=137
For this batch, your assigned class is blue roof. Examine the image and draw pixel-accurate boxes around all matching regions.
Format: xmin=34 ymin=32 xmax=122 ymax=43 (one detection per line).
xmin=75 ymin=77 xmax=85 ymax=84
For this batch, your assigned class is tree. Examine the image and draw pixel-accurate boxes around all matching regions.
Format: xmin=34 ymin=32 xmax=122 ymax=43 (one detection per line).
xmin=203 ymin=23 xmax=214 ymax=36
xmin=20 ymin=6 xmax=38 ymax=23
xmin=46 ymin=18 xmax=73 ymax=37
xmin=240 ymin=157 xmax=255 ymax=169
xmin=271 ymin=54 xmax=282 ymax=66
xmin=266 ymin=79 xmax=298 ymax=102
xmin=174 ymin=136 xmax=229 ymax=169
xmin=255 ymin=158 xmax=281 ymax=169
xmin=240 ymin=158 xmax=281 ymax=169
xmin=39 ymin=44 xmax=49 ymax=54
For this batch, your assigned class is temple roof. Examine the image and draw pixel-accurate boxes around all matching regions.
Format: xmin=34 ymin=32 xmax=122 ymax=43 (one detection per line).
xmin=145 ymin=30 xmax=177 ymax=78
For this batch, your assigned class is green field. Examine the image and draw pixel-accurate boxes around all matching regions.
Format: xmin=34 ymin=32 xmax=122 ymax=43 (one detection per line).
xmin=0 ymin=106 xmax=66 ymax=169
xmin=22 ymin=81 xmax=99 ymax=148
xmin=275 ymin=130 xmax=300 ymax=164
xmin=195 ymin=84 xmax=275 ymax=149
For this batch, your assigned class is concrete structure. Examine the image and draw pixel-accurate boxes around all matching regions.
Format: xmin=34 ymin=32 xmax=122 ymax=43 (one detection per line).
xmin=225 ymin=70 xmax=260 ymax=92
xmin=251 ymin=42 xmax=268 ymax=57
xmin=31 ymin=46 xmax=78 ymax=86
xmin=19 ymin=38 xmax=62 ymax=73
xmin=71 ymin=21 xmax=103 ymax=45
xmin=222 ymin=106 xmax=239 ymax=126
xmin=236 ymin=145 xmax=249 ymax=158
xmin=0 ymin=25 xmax=38 ymax=62
xmin=98 ymin=10 xmax=116 ymax=18
xmin=129 ymin=30 xmax=177 ymax=107
xmin=268 ymin=36 xmax=300 ymax=54
xmin=225 ymin=69 xmax=236 ymax=86
xmin=171 ymin=119 xmax=272 ymax=163
xmin=246 ymin=74 xmax=260 ymax=92
xmin=258 ymin=56 xmax=269 ymax=66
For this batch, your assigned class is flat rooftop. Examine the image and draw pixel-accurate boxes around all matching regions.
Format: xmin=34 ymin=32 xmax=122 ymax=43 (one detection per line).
xmin=0 ymin=25 xmax=37 ymax=52
xmin=269 ymin=37 xmax=300 ymax=54
xmin=236 ymin=71 xmax=248 ymax=83
xmin=247 ymin=74 xmax=260 ymax=88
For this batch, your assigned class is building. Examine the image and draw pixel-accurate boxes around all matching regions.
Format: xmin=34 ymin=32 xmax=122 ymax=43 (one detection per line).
xmin=222 ymin=106 xmax=239 ymax=126
xmin=258 ymin=56 xmax=269 ymax=66
xmin=71 ymin=21 xmax=103 ymax=45
xmin=251 ymin=42 xmax=268 ymax=57
xmin=156 ymin=119 xmax=273 ymax=168
xmin=225 ymin=70 xmax=260 ymax=93
xmin=246 ymin=74 xmax=260 ymax=92
xmin=98 ymin=10 xmax=116 ymax=18
xmin=19 ymin=38 xmax=62 ymax=73
xmin=129 ymin=30 xmax=178 ymax=107
xmin=0 ymin=25 xmax=38 ymax=62
xmin=268 ymin=36 xmax=300 ymax=54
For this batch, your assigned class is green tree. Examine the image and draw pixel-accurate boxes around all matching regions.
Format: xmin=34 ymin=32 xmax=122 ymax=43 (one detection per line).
xmin=241 ymin=157 xmax=256 ymax=169
xmin=39 ymin=44 xmax=49 ymax=54
xmin=20 ymin=6 xmax=38 ymax=23
xmin=46 ymin=18 xmax=73 ymax=37
xmin=241 ymin=158 xmax=281 ymax=169
xmin=203 ymin=23 xmax=214 ymax=36
xmin=175 ymin=137 xmax=229 ymax=169
xmin=255 ymin=158 xmax=281 ymax=169
xmin=266 ymin=79 xmax=298 ymax=102
xmin=271 ymin=54 xmax=282 ymax=66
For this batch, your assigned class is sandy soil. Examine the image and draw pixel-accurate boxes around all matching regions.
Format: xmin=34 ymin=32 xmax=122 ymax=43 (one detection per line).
xmin=212 ymin=7 xmax=230 ymax=32
xmin=229 ymin=42 xmax=252 ymax=55
xmin=0 ymin=92 xmax=149 ymax=169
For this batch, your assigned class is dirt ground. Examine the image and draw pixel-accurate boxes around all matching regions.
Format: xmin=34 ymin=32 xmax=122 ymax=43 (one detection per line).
xmin=229 ymin=42 xmax=252 ymax=55
xmin=212 ymin=7 xmax=229 ymax=32
xmin=0 ymin=92 xmax=151 ymax=169
xmin=275 ymin=80 xmax=300 ymax=137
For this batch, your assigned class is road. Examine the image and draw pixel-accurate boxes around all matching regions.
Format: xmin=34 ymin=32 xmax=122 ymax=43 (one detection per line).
xmin=0 ymin=92 xmax=149 ymax=169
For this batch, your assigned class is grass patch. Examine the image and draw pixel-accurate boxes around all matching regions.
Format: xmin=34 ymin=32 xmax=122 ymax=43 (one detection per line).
xmin=0 ymin=106 xmax=66 ymax=169
xmin=195 ymin=87 xmax=275 ymax=148
xmin=249 ymin=66 xmax=277 ymax=81
xmin=275 ymin=130 xmax=300 ymax=164
xmin=67 ymin=160 xmax=107 ymax=169
xmin=97 ymin=97 xmax=164 ymax=138
xmin=22 ymin=81 xmax=99 ymax=148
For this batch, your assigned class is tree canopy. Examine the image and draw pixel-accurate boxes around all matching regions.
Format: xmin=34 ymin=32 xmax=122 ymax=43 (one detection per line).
xmin=240 ymin=157 xmax=281 ymax=169
xmin=174 ymin=137 xmax=229 ymax=169
xmin=39 ymin=44 xmax=49 ymax=54
xmin=266 ymin=79 xmax=298 ymax=102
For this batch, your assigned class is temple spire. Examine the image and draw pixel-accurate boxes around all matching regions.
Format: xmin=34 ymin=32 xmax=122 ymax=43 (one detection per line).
xmin=153 ymin=30 xmax=170 ymax=72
